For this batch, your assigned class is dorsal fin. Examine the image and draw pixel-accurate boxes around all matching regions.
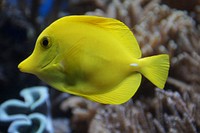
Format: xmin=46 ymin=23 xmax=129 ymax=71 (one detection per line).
xmin=56 ymin=15 xmax=142 ymax=58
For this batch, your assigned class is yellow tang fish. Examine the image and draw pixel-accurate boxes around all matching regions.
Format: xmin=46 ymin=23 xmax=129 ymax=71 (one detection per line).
xmin=18 ymin=15 xmax=169 ymax=104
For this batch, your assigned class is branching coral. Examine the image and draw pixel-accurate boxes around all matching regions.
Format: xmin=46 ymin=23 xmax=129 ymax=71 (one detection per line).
xmin=89 ymin=89 xmax=198 ymax=133
xmin=60 ymin=96 xmax=99 ymax=133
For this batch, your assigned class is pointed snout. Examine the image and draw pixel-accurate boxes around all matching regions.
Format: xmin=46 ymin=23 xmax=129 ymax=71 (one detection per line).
xmin=18 ymin=55 xmax=35 ymax=74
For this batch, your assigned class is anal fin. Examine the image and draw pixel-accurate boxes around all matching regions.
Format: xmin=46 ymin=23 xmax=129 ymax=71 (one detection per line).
xmin=85 ymin=73 xmax=142 ymax=104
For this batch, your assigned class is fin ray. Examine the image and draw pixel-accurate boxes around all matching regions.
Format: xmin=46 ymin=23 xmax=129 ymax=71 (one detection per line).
xmin=139 ymin=54 xmax=169 ymax=89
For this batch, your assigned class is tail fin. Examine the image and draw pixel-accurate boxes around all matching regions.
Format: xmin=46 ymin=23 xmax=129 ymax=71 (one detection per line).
xmin=139 ymin=54 xmax=169 ymax=89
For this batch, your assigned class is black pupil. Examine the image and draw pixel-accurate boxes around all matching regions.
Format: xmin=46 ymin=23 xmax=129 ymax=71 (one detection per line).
xmin=42 ymin=38 xmax=49 ymax=47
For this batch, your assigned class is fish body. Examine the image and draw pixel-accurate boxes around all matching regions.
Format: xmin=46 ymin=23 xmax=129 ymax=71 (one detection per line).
xmin=18 ymin=15 xmax=169 ymax=104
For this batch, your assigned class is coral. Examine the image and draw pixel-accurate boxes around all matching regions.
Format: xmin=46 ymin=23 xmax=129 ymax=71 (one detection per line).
xmin=160 ymin=0 xmax=200 ymax=13
xmin=53 ymin=118 xmax=71 ymax=133
xmin=89 ymin=89 xmax=199 ymax=133
xmin=60 ymin=96 xmax=99 ymax=133
xmin=8 ymin=113 xmax=48 ymax=133
xmin=0 ymin=86 xmax=53 ymax=133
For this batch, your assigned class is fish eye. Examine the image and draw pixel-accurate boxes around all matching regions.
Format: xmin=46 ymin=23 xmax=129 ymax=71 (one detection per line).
xmin=41 ymin=37 xmax=51 ymax=49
